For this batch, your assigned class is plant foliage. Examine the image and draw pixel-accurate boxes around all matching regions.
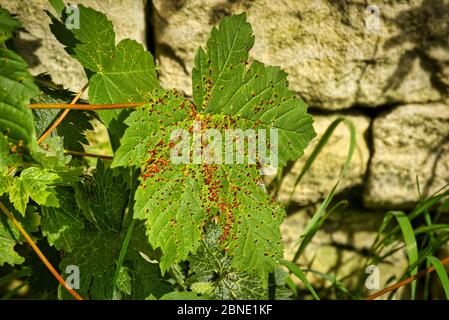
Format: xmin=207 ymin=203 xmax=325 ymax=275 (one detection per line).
xmin=0 ymin=1 xmax=318 ymax=300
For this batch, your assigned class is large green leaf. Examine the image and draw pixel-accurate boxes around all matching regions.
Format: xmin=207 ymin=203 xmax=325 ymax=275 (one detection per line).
xmin=113 ymin=89 xmax=285 ymax=281
xmin=113 ymin=14 xmax=315 ymax=283
xmin=193 ymin=14 xmax=315 ymax=166
xmin=47 ymin=3 xmax=159 ymax=149
xmin=0 ymin=47 xmax=39 ymax=165
xmin=0 ymin=8 xmax=38 ymax=163
xmin=41 ymin=187 xmax=84 ymax=252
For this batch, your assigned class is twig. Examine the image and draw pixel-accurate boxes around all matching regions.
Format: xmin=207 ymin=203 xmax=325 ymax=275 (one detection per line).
xmin=65 ymin=150 xmax=114 ymax=160
xmin=0 ymin=202 xmax=83 ymax=300
xmin=37 ymin=84 xmax=88 ymax=144
xmin=29 ymin=102 xmax=144 ymax=110
xmin=367 ymin=255 xmax=449 ymax=300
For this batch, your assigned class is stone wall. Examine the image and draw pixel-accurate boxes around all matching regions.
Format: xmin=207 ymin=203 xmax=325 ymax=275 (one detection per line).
xmin=2 ymin=0 xmax=449 ymax=296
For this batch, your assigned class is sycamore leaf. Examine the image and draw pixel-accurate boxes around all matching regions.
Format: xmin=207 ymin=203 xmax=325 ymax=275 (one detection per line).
xmin=41 ymin=187 xmax=84 ymax=252
xmin=193 ymin=14 xmax=315 ymax=166
xmin=113 ymin=89 xmax=285 ymax=280
xmin=187 ymin=225 xmax=269 ymax=299
xmin=0 ymin=172 xmax=13 ymax=196
xmin=47 ymin=3 xmax=159 ymax=149
xmin=0 ymin=46 xmax=39 ymax=166
xmin=32 ymin=74 xmax=94 ymax=151
xmin=31 ymin=136 xmax=83 ymax=183
xmin=9 ymin=167 xmax=61 ymax=215
xmin=113 ymin=14 xmax=315 ymax=283
xmin=0 ymin=200 xmax=41 ymax=266
xmin=0 ymin=212 xmax=23 ymax=266
xmin=0 ymin=8 xmax=38 ymax=166
xmin=58 ymin=163 xmax=171 ymax=300
xmin=74 ymin=161 xmax=129 ymax=230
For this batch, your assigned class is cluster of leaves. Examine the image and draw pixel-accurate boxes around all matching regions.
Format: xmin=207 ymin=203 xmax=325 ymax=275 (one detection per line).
xmin=0 ymin=1 xmax=315 ymax=300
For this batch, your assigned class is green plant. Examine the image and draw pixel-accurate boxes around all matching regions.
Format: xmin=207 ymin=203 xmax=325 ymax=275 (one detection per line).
xmin=0 ymin=2 xmax=316 ymax=300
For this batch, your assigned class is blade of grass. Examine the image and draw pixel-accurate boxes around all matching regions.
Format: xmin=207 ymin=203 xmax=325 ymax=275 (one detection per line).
xmin=388 ymin=211 xmax=419 ymax=299
xmin=292 ymin=118 xmax=356 ymax=261
xmin=280 ymin=259 xmax=319 ymax=300
xmin=426 ymin=256 xmax=449 ymax=299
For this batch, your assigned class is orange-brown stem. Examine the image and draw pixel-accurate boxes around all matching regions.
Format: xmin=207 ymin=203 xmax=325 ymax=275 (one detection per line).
xmin=0 ymin=202 xmax=84 ymax=300
xmin=37 ymin=84 xmax=88 ymax=144
xmin=66 ymin=150 xmax=114 ymax=160
xmin=29 ymin=102 xmax=144 ymax=110
xmin=366 ymin=255 xmax=449 ymax=300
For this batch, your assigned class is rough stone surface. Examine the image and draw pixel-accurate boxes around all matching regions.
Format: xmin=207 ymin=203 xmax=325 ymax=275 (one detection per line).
xmin=152 ymin=0 xmax=449 ymax=110
xmin=277 ymin=114 xmax=370 ymax=206
xmin=281 ymin=207 xmax=409 ymax=297
xmin=0 ymin=0 xmax=147 ymax=93
xmin=365 ymin=103 xmax=449 ymax=209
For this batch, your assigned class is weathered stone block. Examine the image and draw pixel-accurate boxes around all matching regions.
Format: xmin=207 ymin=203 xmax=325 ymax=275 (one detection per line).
xmin=365 ymin=103 xmax=449 ymax=209
xmin=152 ymin=0 xmax=449 ymax=110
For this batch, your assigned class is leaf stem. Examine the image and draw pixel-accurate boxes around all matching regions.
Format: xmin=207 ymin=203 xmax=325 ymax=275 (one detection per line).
xmin=65 ymin=150 xmax=114 ymax=160
xmin=366 ymin=255 xmax=449 ymax=300
xmin=0 ymin=202 xmax=84 ymax=300
xmin=29 ymin=102 xmax=144 ymax=110
xmin=37 ymin=83 xmax=88 ymax=144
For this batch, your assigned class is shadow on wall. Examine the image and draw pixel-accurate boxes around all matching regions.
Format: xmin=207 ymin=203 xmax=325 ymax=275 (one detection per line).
xmin=8 ymin=32 xmax=42 ymax=69
xmin=423 ymin=134 xmax=449 ymax=197
xmin=383 ymin=0 xmax=449 ymax=95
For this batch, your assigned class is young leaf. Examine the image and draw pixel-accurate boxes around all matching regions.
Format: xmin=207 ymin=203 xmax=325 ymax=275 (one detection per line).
xmin=41 ymin=187 xmax=84 ymax=252
xmin=31 ymin=136 xmax=83 ymax=183
xmin=9 ymin=167 xmax=61 ymax=215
